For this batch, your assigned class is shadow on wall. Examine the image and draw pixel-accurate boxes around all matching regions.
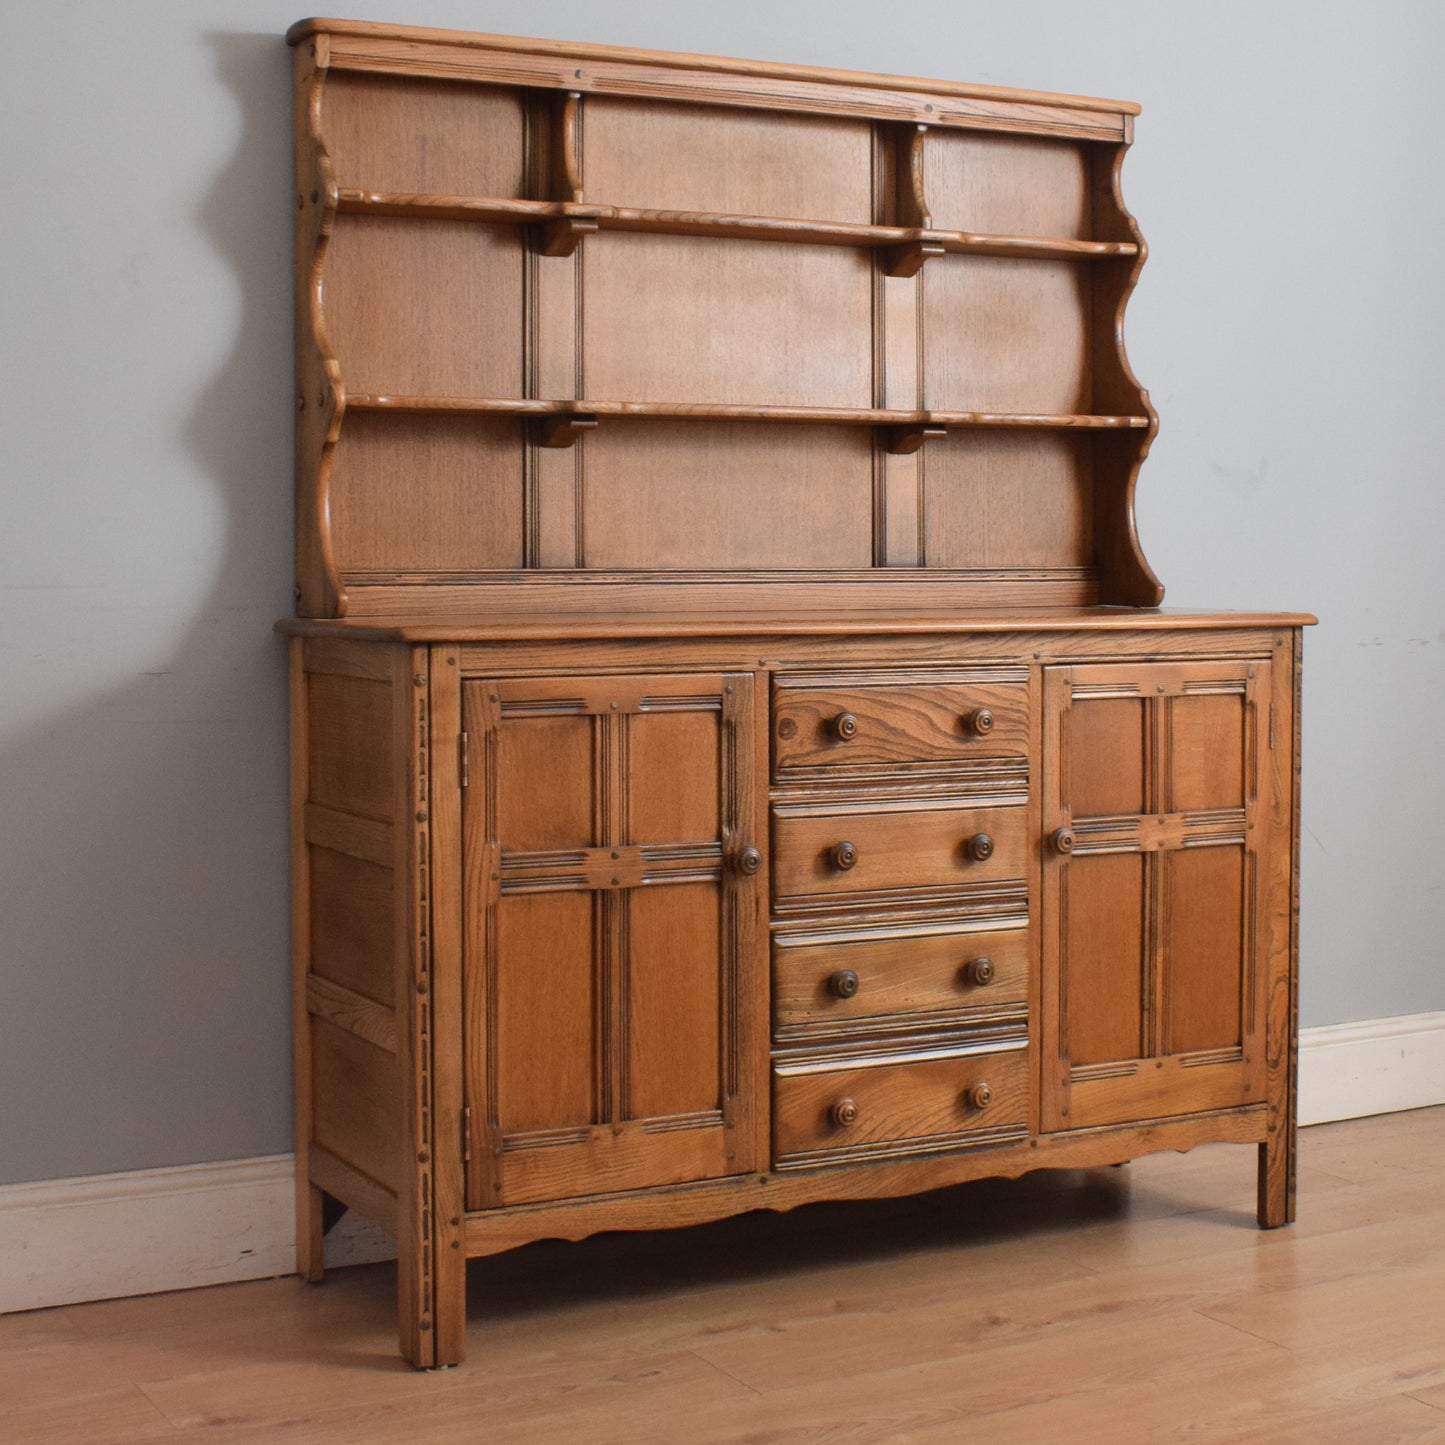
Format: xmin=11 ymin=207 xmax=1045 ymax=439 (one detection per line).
xmin=0 ymin=33 xmax=299 ymax=1186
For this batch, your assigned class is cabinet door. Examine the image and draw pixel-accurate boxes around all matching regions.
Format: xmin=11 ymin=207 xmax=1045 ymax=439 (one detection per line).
xmin=1041 ymin=660 xmax=1275 ymax=1130
xmin=462 ymin=673 xmax=761 ymax=1207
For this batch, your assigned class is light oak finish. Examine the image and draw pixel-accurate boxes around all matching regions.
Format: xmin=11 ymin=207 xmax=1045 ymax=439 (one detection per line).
xmin=772 ymin=669 xmax=1029 ymax=771
xmin=284 ymin=19 xmax=1311 ymax=1367
xmin=773 ymin=924 xmax=1030 ymax=1033
xmin=771 ymin=801 xmax=1030 ymax=900
xmin=772 ymin=1044 xmax=1031 ymax=1166
xmin=459 ymin=672 xmax=762 ymax=1213
xmin=10 ymin=1112 xmax=1445 ymax=1442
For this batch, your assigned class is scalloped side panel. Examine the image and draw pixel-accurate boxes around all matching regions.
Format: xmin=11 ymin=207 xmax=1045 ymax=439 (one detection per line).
xmin=294 ymin=39 xmax=348 ymax=617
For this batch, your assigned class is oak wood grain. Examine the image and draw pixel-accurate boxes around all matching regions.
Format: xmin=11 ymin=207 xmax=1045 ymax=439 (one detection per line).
xmin=283 ymin=612 xmax=1314 ymax=643
xmin=288 ymin=639 xmax=323 ymax=1284
xmin=773 ymin=673 xmax=1029 ymax=771
xmin=772 ymin=802 xmax=1029 ymax=901
xmin=773 ymin=1047 xmax=1030 ymax=1166
xmin=775 ymin=926 xmax=1030 ymax=1033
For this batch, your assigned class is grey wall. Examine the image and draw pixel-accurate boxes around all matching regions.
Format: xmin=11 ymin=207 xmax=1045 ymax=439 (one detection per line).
xmin=2 ymin=0 xmax=1441 ymax=1186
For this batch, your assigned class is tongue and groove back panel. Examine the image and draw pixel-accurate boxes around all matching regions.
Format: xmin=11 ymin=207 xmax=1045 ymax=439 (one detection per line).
xmin=292 ymin=24 xmax=1158 ymax=619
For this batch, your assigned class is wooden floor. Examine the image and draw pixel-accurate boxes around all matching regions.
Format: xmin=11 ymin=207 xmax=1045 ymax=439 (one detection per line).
xmin=6 ymin=1109 xmax=1445 ymax=1443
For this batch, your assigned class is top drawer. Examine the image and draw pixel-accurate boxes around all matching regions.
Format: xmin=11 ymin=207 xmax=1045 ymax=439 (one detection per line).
xmin=773 ymin=668 xmax=1030 ymax=774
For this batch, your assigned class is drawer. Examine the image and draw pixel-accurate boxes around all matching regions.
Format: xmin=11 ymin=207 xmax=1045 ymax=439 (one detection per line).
xmin=773 ymin=1045 xmax=1029 ymax=1166
xmin=772 ymin=804 xmax=1029 ymax=900
xmin=774 ymin=927 xmax=1028 ymax=1030
xmin=773 ymin=673 xmax=1029 ymax=772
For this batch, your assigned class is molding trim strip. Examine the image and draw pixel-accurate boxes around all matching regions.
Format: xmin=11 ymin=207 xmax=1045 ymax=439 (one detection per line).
xmin=1295 ymin=1009 xmax=1445 ymax=1127
xmin=0 ymin=1155 xmax=393 ymax=1316
xmin=3 ymin=1011 xmax=1442 ymax=1315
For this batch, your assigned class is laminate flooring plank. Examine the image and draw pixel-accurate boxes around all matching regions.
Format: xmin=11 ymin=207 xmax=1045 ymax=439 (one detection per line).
xmin=0 ymin=1385 xmax=178 ymax=1444
xmin=0 ymin=1306 xmax=85 ymax=1347
xmin=601 ymin=1309 xmax=1284 ymax=1444
xmin=54 ymin=1266 xmax=393 ymax=1341
xmin=140 ymin=1350 xmax=750 ymax=1442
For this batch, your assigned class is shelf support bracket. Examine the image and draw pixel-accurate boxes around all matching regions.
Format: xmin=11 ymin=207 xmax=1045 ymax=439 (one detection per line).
xmin=882 ymin=238 xmax=945 ymax=278
xmin=537 ymin=413 xmax=598 ymax=448
xmin=538 ymin=216 xmax=598 ymax=257
xmin=883 ymin=422 xmax=947 ymax=455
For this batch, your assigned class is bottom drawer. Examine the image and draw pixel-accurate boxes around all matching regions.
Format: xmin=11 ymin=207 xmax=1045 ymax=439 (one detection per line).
xmin=773 ymin=1045 xmax=1029 ymax=1168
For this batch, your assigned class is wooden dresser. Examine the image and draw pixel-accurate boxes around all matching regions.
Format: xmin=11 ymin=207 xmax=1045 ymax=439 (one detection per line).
xmin=281 ymin=17 xmax=1312 ymax=1368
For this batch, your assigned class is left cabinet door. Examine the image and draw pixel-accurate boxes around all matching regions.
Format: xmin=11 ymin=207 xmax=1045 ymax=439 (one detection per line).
xmin=461 ymin=672 xmax=762 ymax=1208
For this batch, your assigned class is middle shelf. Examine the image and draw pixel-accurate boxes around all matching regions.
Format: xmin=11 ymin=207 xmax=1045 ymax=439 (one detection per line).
xmin=342 ymin=394 xmax=1151 ymax=447
xmin=334 ymin=189 xmax=1141 ymax=266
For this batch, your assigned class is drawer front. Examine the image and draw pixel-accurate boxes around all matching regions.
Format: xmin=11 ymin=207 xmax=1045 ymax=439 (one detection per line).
xmin=772 ymin=805 xmax=1029 ymax=899
xmin=773 ymin=676 xmax=1029 ymax=772
xmin=774 ymin=927 xmax=1029 ymax=1030
xmin=773 ymin=1047 xmax=1029 ymax=1166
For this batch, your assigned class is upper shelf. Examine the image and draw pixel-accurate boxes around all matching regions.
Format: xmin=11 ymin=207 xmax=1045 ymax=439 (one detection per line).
xmin=343 ymin=394 xmax=1152 ymax=442
xmin=334 ymin=190 xmax=1140 ymax=263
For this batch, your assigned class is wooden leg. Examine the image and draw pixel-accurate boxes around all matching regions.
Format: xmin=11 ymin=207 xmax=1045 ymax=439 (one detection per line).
xmin=433 ymin=1236 xmax=468 ymax=1367
xmin=1257 ymin=1125 xmax=1296 ymax=1228
xmin=1258 ymin=627 xmax=1302 ymax=1233
xmin=296 ymin=1174 xmax=325 ymax=1283
xmin=395 ymin=1202 xmax=467 ymax=1367
xmin=396 ymin=1233 xmax=432 ymax=1369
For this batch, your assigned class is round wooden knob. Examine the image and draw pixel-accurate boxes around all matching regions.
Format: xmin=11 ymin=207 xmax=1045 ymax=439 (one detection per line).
xmin=831 ymin=1097 xmax=858 ymax=1128
xmin=965 ymin=1082 xmax=993 ymax=1112
xmin=963 ymin=707 xmax=995 ymax=737
xmin=829 ymin=968 xmax=860 ymax=999
xmin=962 ymin=956 xmax=995 ymax=987
xmin=831 ymin=711 xmax=859 ymax=741
xmin=964 ymin=832 xmax=994 ymax=863
xmin=1052 ymin=826 xmax=1076 ymax=855
xmin=830 ymin=841 xmax=858 ymax=871
xmin=736 ymin=846 xmax=762 ymax=875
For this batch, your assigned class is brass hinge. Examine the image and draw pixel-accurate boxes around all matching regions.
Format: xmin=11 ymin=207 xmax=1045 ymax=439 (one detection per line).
xmin=462 ymin=1105 xmax=473 ymax=1163
xmin=459 ymin=730 xmax=470 ymax=788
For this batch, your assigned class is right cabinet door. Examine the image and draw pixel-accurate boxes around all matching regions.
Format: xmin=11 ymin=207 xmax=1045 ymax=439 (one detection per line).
xmin=1041 ymin=658 xmax=1279 ymax=1131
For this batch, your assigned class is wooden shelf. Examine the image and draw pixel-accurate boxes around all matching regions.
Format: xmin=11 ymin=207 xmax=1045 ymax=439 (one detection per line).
xmin=334 ymin=190 xmax=1138 ymax=262
xmin=343 ymin=395 xmax=1151 ymax=432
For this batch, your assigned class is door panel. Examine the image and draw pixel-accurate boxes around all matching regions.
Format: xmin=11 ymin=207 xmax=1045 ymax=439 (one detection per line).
xmin=627 ymin=707 xmax=721 ymax=844
xmin=1168 ymin=692 xmax=1247 ymax=812
xmin=494 ymin=713 xmax=594 ymax=849
xmin=1061 ymin=850 xmax=1147 ymax=1068
xmin=627 ymin=883 xmax=723 ymax=1119
xmin=1162 ymin=844 xmax=1247 ymax=1056
xmin=494 ymin=892 xmax=597 ymax=1133
xmin=463 ymin=673 xmax=758 ymax=1208
xmin=1043 ymin=660 xmax=1270 ymax=1131
xmin=1065 ymin=695 xmax=1148 ymax=817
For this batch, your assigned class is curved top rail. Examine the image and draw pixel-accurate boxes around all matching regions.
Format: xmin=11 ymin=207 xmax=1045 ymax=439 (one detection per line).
xmin=287 ymin=17 xmax=1141 ymax=117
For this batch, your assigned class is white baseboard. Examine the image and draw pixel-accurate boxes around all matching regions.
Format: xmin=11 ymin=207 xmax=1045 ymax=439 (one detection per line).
xmin=0 ymin=1155 xmax=393 ymax=1315
xmin=3 ymin=1011 xmax=1443 ymax=1316
xmin=1296 ymin=1009 xmax=1445 ymax=1127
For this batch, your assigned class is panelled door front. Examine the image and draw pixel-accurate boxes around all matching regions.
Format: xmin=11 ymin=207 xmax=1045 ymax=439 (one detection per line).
xmin=1041 ymin=659 xmax=1275 ymax=1131
xmin=461 ymin=673 xmax=760 ymax=1208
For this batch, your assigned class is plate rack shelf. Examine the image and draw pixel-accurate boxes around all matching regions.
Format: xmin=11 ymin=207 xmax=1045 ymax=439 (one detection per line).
xmin=293 ymin=24 xmax=1162 ymax=620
